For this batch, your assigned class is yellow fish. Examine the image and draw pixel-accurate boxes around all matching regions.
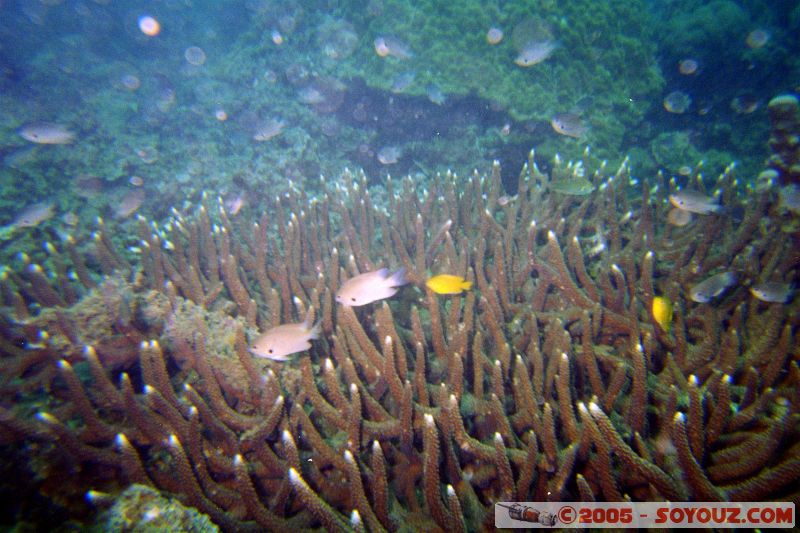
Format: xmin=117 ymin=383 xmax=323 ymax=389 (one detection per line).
xmin=426 ymin=274 xmax=472 ymax=295
xmin=652 ymin=296 xmax=673 ymax=332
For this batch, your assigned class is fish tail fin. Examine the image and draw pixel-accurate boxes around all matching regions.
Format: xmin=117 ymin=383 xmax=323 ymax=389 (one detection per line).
xmin=712 ymin=203 xmax=728 ymax=215
xmin=309 ymin=319 xmax=322 ymax=340
xmin=303 ymin=306 xmax=321 ymax=337
xmin=786 ymin=283 xmax=797 ymax=303
xmin=389 ymin=267 xmax=409 ymax=287
xmin=461 ymin=280 xmax=473 ymax=290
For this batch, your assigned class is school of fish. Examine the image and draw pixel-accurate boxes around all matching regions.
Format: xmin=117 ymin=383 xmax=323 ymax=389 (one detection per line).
xmin=248 ymin=184 xmax=796 ymax=361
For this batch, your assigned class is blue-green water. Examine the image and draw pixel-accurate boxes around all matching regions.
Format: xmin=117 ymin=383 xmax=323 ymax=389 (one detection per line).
xmin=1 ymin=1 xmax=798 ymax=531
xmin=1 ymin=0 xmax=797 ymax=236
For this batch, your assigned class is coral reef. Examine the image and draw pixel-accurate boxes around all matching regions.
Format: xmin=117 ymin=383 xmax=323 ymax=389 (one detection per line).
xmin=236 ymin=0 xmax=663 ymax=160
xmin=6 ymin=0 xmax=797 ymax=248
xmin=767 ymin=94 xmax=800 ymax=186
xmin=1 ymin=150 xmax=798 ymax=530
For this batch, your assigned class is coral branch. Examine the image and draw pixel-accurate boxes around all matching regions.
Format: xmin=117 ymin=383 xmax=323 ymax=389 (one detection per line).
xmin=288 ymin=467 xmax=350 ymax=532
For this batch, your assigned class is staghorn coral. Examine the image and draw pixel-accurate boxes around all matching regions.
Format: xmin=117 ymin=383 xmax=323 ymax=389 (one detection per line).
xmin=0 ymin=150 xmax=798 ymax=531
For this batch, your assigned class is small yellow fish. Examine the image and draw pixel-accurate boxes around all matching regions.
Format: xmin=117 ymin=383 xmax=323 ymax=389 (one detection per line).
xmin=426 ymin=274 xmax=472 ymax=295
xmin=652 ymin=296 xmax=673 ymax=332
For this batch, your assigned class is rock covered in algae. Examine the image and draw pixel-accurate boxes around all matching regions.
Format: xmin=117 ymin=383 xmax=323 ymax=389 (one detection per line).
xmin=93 ymin=484 xmax=219 ymax=533
xmin=158 ymin=295 xmax=254 ymax=402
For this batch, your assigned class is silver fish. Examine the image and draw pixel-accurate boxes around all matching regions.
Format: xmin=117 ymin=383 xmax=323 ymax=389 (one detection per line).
xmin=551 ymin=112 xmax=586 ymax=138
xmin=550 ymin=177 xmax=595 ymax=196
xmin=750 ymin=281 xmax=794 ymax=303
xmin=514 ymin=40 xmax=557 ymax=67
xmin=19 ymin=122 xmax=75 ymax=144
xmin=114 ymin=189 xmax=145 ymax=219
xmin=336 ymin=267 xmax=408 ymax=307
xmin=13 ymin=202 xmax=54 ymax=228
xmin=689 ymin=271 xmax=736 ymax=303
xmin=249 ymin=314 xmax=321 ymax=361
xmin=663 ymin=91 xmax=691 ymax=114
xmin=252 ymin=118 xmax=285 ymax=142
xmin=374 ymin=36 xmax=413 ymax=60
xmin=297 ymin=86 xmax=325 ymax=105
xmin=377 ymin=146 xmax=402 ymax=165
xmin=669 ymin=190 xmax=722 ymax=215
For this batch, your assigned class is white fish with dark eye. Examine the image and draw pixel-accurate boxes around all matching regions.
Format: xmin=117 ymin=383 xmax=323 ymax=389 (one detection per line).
xmin=18 ymin=122 xmax=75 ymax=144
xmin=336 ymin=268 xmax=408 ymax=307
xmin=750 ymin=281 xmax=794 ymax=303
xmin=514 ymin=40 xmax=557 ymax=66
xmin=249 ymin=313 xmax=321 ymax=361
xmin=689 ymin=271 xmax=737 ymax=303
xmin=13 ymin=202 xmax=55 ymax=228
xmin=551 ymin=112 xmax=586 ymax=138
xmin=669 ymin=190 xmax=722 ymax=215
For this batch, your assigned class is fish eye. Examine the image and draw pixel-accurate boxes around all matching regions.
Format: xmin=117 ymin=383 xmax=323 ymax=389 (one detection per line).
xmin=268 ymin=349 xmax=273 ymax=354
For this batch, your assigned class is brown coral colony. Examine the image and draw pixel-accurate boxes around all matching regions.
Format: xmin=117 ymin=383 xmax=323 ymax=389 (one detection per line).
xmin=1 ymin=142 xmax=798 ymax=530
